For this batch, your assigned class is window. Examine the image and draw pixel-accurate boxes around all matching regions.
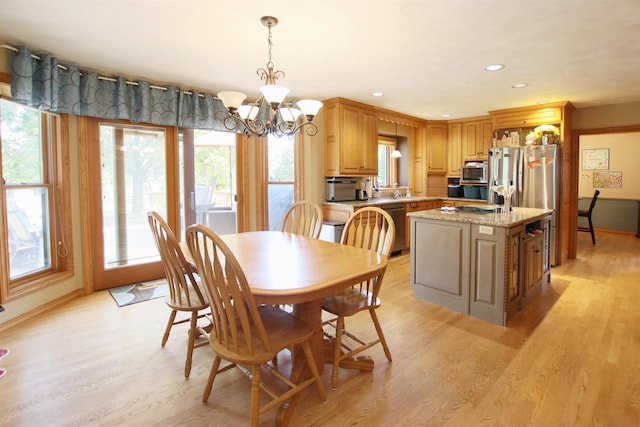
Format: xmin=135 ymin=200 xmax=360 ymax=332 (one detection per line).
xmin=0 ymin=99 xmax=72 ymax=301
xmin=377 ymin=135 xmax=398 ymax=188
xmin=267 ymin=133 xmax=296 ymax=230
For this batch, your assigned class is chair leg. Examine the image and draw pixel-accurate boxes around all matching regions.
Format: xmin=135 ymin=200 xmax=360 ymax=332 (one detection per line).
xmin=250 ymin=365 xmax=262 ymax=427
xmin=369 ymin=309 xmax=392 ymax=362
xmin=202 ymin=355 xmax=222 ymax=402
xmin=184 ymin=311 xmax=198 ymax=378
xmin=162 ymin=309 xmax=177 ymax=347
xmin=589 ymin=217 xmax=596 ymax=244
xmin=332 ymin=316 xmax=345 ymax=389
xmin=301 ymin=341 xmax=327 ymax=401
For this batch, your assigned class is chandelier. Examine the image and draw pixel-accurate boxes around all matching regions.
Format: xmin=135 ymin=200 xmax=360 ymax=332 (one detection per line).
xmin=217 ymin=16 xmax=323 ymax=138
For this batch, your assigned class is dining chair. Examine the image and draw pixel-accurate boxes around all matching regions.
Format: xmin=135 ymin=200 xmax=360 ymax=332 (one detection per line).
xmin=281 ymin=200 xmax=323 ymax=239
xmin=578 ymin=189 xmax=600 ymax=244
xmin=147 ymin=211 xmax=210 ymax=378
xmin=185 ymin=224 xmax=327 ymax=427
xmin=322 ymin=206 xmax=395 ymax=389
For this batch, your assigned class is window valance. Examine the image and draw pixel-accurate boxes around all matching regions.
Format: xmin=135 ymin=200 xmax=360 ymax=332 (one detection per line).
xmin=9 ymin=45 xmax=230 ymax=130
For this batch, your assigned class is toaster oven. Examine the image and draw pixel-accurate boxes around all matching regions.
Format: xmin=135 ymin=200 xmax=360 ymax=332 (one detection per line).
xmin=326 ymin=178 xmax=357 ymax=202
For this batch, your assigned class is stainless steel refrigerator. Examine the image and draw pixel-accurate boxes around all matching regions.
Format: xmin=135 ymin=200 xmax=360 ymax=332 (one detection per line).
xmin=488 ymin=145 xmax=560 ymax=265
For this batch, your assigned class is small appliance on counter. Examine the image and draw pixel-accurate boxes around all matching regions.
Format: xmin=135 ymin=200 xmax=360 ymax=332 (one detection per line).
xmin=326 ymin=177 xmax=357 ymax=202
xmin=355 ymin=177 xmax=371 ymax=200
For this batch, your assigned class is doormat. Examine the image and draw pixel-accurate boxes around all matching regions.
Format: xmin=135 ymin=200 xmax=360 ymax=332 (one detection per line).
xmin=109 ymin=279 xmax=168 ymax=307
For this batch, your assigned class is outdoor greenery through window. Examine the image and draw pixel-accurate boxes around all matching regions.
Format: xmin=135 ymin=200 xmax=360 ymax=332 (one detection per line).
xmin=1 ymin=98 xmax=70 ymax=299
xmin=377 ymin=136 xmax=397 ymax=188
xmin=267 ymin=133 xmax=295 ymax=230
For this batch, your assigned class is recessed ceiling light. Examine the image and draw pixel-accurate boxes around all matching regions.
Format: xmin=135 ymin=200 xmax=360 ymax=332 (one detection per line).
xmin=484 ymin=64 xmax=504 ymax=71
xmin=512 ymin=83 xmax=528 ymax=88
xmin=371 ymin=92 xmax=384 ymax=97
xmin=442 ymin=114 xmax=451 ymax=118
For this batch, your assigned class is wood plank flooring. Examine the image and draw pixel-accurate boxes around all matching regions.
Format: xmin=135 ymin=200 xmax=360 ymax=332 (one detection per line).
xmin=0 ymin=232 xmax=638 ymax=426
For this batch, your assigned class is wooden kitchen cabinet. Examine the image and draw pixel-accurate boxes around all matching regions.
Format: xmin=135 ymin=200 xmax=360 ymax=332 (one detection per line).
xmin=412 ymin=126 xmax=427 ymax=197
xmin=491 ymin=106 xmax=563 ymax=128
xmin=461 ymin=118 xmax=493 ymax=160
xmin=426 ymin=123 xmax=447 ymax=172
xmin=447 ymin=122 xmax=462 ymax=176
xmin=324 ymin=98 xmax=378 ymax=176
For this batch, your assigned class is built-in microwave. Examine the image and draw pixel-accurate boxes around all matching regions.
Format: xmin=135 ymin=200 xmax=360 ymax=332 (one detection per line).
xmin=460 ymin=161 xmax=488 ymax=185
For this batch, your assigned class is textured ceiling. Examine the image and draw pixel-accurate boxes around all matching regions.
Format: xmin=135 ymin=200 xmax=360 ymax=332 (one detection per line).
xmin=1 ymin=0 xmax=639 ymax=120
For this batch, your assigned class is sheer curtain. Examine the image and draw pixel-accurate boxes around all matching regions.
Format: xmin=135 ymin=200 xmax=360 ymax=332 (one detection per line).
xmin=10 ymin=45 xmax=229 ymax=129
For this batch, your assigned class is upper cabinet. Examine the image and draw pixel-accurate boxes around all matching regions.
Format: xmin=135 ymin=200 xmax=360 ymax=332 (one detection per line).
xmin=447 ymin=122 xmax=462 ymax=176
xmin=490 ymin=105 xmax=563 ymax=129
xmin=324 ymin=98 xmax=378 ymax=176
xmin=461 ymin=118 xmax=493 ymax=160
xmin=447 ymin=117 xmax=492 ymax=175
xmin=426 ymin=123 xmax=447 ymax=173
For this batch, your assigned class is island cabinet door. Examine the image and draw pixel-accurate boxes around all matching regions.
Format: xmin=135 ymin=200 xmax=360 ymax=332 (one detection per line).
xmin=468 ymin=224 xmax=508 ymax=325
xmin=410 ymin=218 xmax=470 ymax=315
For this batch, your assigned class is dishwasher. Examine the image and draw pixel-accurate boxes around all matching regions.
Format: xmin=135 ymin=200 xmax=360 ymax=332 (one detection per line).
xmin=382 ymin=203 xmax=406 ymax=255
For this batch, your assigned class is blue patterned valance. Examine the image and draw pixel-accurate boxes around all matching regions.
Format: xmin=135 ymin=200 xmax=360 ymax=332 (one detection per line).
xmin=9 ymin=45 xmax=230 ymax=130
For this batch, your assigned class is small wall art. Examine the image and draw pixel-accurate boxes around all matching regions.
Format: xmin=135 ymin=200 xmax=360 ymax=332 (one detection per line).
xmin=593 ymin=171 xmax=622 ymax=189
xmin=582 ymin=148 xmax=609 ymax=170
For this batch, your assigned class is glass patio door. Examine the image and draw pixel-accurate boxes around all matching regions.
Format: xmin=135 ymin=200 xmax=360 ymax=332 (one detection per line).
xmin=180 ymin=129 xmax=238 ymax=238
xmin=87 ymin=119 xmax=176 ymax=290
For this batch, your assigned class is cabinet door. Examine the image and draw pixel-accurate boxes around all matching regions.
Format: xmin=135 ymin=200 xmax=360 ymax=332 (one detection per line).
xmin=469 ymin=224 xmax=507 ymax=325
xmin=480 ymin=120 xmax=493 ymax=158
xmin=339 ymin=104 xmax=364 ymax=175
xmin=447 ymin=122 xmax=462 ymax=176
xmin=522 ymin=234 xmax=544 ymax=306
xmin=426 ymin=124 xmax=447 ymax=172
xmin=412 ymin=126 xmax=426 ymax=197
xmin=360 ymin=109 xmax=378 ymax=175
xmin=462 ymin=121 xmax=480 ymax=159
xmin=506 ymin=226 xmax=523 ymax=318
xmin=492 ymin=107 xmax=562 ymax=128
xmin=411 ymin=219 xmax=470 ymax=315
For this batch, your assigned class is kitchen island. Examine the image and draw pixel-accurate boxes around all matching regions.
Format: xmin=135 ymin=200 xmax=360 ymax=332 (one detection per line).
xmin=409 ymin=206 xmax=553 ymax=325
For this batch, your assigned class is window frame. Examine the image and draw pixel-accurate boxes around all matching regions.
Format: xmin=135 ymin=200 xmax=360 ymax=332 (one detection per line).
xmin=0 ymin=99 xmax=73 ymax=302
xmin=377 ymin=135 xmax=398 ymax=188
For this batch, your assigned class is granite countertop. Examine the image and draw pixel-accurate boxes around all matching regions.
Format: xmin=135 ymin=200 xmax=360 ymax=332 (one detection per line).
xmin=323 ymin=196 xmax=443 ymax=208
xmin=323 ymin=196 xmax=487 ymax=208
xmin=408 ymin=206 xmax=553 ymax=227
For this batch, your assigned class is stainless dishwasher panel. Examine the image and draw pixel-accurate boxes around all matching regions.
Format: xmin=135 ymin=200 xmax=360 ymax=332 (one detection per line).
xmin=382 ymin=203 xmax=406 ymax=255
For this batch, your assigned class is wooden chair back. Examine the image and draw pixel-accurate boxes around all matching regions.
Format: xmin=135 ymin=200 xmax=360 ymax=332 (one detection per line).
xmin=341 ymin=207 xmax=395 ymax=257
xmin=281 ymin=200 xmax=323 ymax=239
xmin=147 ymin=211 xmax=206 ymax=309
xmin=339 ymin=207 xmax=394 ymax=301
xmin=186 ymin=224 xmax=272 ymax=356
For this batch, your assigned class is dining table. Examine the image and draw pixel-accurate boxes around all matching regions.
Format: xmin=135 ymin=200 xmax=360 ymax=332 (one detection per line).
xmin=182 ymin=230 xmax=388 ymax=425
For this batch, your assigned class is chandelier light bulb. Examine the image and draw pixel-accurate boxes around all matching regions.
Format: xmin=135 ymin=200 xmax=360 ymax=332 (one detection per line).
xmin=217 ymin=91 xmax=247 ymax=113
xmin=238 ymin=104 xmax=259 ymax=121
xmin=297 ymin=99 xmax=323 ymax=119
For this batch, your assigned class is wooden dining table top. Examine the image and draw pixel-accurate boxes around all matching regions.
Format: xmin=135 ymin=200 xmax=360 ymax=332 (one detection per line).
xmin=186 ymin=230 xmax=388 ymax=306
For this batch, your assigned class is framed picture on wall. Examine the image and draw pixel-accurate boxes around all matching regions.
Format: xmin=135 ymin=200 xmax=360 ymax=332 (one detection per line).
xmin=582 ymin=148 xmax=609 ymax=170
xmin=593 ymin=171 xmax=622 ymax=188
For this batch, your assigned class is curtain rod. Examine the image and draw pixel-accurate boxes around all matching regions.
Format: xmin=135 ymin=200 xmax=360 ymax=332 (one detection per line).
xmin=1 ymin=44 xmax=205 ymax=96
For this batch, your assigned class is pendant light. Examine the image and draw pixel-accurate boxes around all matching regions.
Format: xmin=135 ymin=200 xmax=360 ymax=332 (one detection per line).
xmin=391 ymin=123 xmax=402 ymax=158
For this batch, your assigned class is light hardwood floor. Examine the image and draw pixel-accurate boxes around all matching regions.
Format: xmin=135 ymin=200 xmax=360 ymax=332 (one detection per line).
xmin=0 ymin=232 xmax=638 ymax=426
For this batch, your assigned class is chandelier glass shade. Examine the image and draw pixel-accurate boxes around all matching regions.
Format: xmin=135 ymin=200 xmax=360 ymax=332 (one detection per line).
xmin=217 ymin=16 xmax=322 ymax=137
